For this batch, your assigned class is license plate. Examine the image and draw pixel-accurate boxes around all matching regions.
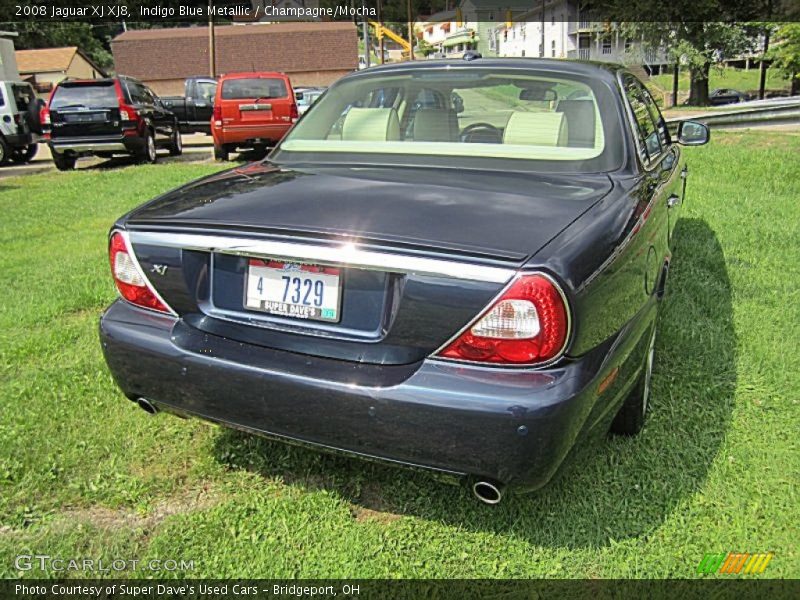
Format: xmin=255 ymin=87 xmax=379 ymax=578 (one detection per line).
xmin=244 ymin=259 xmax=341 ymax=322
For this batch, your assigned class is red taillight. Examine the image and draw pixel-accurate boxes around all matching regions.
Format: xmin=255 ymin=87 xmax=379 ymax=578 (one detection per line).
xmin=119 ymin=103 xmax=141 ymax=132
xmin=436 ymin=273 xmax=569 ymax=366
xmin=40 ymin=107 xmax=50 ymax=125
xmin=109 ymin=232 xmax=172 ymax=314
xmin=290 ymin=102 xmax=299 ymax=121
xmin=212 ymin=105 xmax=222 ymax=124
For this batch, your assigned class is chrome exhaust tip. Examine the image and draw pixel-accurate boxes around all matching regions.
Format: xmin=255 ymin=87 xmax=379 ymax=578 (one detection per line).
xmin=136 ymin=398 xmax=159 ymax=415
xmin=472 ymin=480 xmax=504 ymax=505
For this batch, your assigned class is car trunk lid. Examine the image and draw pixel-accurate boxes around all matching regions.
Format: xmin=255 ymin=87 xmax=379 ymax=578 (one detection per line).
xmin=124 ymin=163 xmax=612 ymax=365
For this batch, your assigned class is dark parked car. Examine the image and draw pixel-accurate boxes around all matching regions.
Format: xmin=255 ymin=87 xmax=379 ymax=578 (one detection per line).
xmin=99 ymin=59 xmax=709 ymax=503
xmin=161 ymin=77 xmax=218 ymax=135
xmin=709 ymin=88 xmax=750 ymax=105
xmin=46 ymin=76 xmax=182 ymax=171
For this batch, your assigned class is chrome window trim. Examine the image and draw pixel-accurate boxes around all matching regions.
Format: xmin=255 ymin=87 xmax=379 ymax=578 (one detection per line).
xmin=126 ymin=231 xmax=517 ymax=284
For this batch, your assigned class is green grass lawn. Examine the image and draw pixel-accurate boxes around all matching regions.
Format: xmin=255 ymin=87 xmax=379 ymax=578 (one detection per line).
xmin=650 ymin=66 xmax=791 ymax=96
xmin=1 ymin=132 xmax=798 ymax=579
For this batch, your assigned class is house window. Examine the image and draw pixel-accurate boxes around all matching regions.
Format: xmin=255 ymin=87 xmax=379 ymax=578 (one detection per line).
xmin=521 ymin=49 xmax=526 ymax=57
xmin=602 ymin=37 xmax=612 ymax=54
xmin=624 ymin=38 xmax=633 ymax=51
xmin=551 ymin=40 xmax=556 ymax=57
xmin=503 ymin=30 xmax=508 ymax=42
xmin=539 ymin=43 xmax=543 ymax=57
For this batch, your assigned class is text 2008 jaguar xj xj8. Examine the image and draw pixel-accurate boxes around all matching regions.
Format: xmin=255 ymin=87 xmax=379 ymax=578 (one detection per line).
xmin=99 ymin=58 xmax=709 ymax=504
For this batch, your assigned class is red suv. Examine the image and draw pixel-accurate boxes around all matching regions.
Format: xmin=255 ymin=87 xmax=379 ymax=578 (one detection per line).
xmin=211 ymin=72 xmax=298 ymax=161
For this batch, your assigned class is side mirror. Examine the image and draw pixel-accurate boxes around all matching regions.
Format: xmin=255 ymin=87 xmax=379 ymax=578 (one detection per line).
xmin=677 ymin=120 xmax=710 ymax=146
xmin=295 ymin=91 xmax=304 ymax=101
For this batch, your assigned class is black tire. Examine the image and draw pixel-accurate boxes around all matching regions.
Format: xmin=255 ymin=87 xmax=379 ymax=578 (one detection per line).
xmin=0 ymin=137 xmax=9 ymax=165
xmin=214 ymin=144 xmax=229 ymax=161
xmin=138 ymin=131 xmax=158 ymax=164
xmin=610 ymin=325 xmax=656 ymax=436
xmin=53 ymin=152 xmax=77 ymax=171
xmin=169 ymin=126 xmax=183 ymax=156
xmin=11 ymin=144 xmax=38 ymax=164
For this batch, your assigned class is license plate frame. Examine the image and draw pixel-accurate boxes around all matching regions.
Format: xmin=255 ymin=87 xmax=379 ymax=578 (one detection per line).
xmin=243 ymin=259 xmax=342 ymax=323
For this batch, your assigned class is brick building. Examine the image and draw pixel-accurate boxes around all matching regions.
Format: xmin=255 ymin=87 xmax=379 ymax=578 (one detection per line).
xmin=111 ymin=22 xmax=358 ymax=95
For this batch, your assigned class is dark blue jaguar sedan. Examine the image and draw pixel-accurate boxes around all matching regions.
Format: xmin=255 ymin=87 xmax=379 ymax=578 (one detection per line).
xmin=99 ymin=58 xmax=708 ymax=504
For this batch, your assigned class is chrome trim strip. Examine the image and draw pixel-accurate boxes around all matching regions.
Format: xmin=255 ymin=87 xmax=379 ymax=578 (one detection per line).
xmin=114 ymin=230 xmax=178 ymax=317
xmin=429 ymin=271 xmax=573 ymax=370
xmin=127 ymin=231 xmax=517 ymax=284
xmin=52 ymin=142 xmax=127 ymax=154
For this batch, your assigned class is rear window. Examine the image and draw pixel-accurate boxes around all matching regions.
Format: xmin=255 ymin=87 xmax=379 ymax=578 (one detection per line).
xmin=11 ymin=84 xmax=34 ymax=111
xmin=276 ymin=67 xmax=623 ymax=173
xmin=221 ymin=78 xmax=288 ymax=100
xmin=51 ymin=82 xmax=118 ymax=109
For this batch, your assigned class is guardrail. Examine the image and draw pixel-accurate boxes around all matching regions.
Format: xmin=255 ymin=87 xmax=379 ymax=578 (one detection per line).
xmin=666 ymin=97 xmax=800 ymax=131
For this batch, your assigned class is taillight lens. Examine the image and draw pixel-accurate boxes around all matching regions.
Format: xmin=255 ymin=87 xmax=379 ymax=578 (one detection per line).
xmin=119 ymin=104 xmax=139 ymax=124
xmin=290 ymin=103 xmax=299 ymax=121
xmin=41 ymin=108 xmax=50 ymax=125
xmin=109 ymin=232 xmax=172 ymax=314
xmin=436 ymin=273 xmax=569 ymax=366
xmin=212 ymin=105 xmax=222 ymax=124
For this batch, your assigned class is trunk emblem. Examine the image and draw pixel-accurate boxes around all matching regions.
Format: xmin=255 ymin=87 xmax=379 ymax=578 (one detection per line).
xmin=150 ymin=264 xmax=168 ymax=276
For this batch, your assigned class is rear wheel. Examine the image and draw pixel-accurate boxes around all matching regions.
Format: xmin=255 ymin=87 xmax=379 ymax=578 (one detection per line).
xmin=610 ymin=324 xmax=656 ymax=436
xmin=169 ymin=127 xmax=183 ymax=156
xmin=11 ymin=144 xmax=38 ymax=164
xmin=138 ymin=131 xmax=158 ymax=164
xmin=53 ymin=152 xmax=77 ymax=171
xmin=214 ymin=144 xmax=229 ymax=161
xmin=0 ymin=138 xmax=8 ymax=165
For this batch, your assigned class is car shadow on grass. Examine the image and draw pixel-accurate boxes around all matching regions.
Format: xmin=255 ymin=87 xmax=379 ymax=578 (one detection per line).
xmin=212 ymin=217 xmax=736 ymax=549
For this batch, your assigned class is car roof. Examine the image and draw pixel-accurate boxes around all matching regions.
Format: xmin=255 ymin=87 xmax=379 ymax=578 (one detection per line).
xmin=349 ymin=57 xmax=625 ymax=83
xmin=219 ymin=72 xmax=288 ymax=79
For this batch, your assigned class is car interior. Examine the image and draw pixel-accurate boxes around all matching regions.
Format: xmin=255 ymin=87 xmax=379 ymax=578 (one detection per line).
xmin=319 ymin=76 xmax=603 ymax=151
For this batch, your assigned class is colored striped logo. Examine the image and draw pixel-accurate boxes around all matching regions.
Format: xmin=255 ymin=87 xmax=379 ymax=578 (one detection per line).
xmin=697 ymin=552 xmax=774 ymax=574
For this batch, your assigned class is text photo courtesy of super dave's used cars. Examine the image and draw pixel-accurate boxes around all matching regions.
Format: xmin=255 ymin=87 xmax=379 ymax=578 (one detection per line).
xmin=99 ymin=56 xmax=710 ymax=504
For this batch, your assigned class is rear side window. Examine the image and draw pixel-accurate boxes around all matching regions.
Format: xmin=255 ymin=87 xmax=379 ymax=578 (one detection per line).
xmin=623 ymin=76 xmax=662 ymax=162
xmin=221 ymin=78 xmax=288 ymax=100
xmin=51 ymin=82 xmax=118 ymax=109
xmin=196 ymin=81 xmax=217 ymax=104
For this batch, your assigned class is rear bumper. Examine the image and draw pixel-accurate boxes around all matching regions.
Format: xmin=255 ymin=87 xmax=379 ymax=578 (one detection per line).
xmin=50 ymin=136 xmax=144 ymax=155
xmin=99 ymin=299 xmax=652 ymax=490
xmin=4 ymin=132 xmax=36 ymax=147
xmin=212 ymin=123 xmax=291 ymax=147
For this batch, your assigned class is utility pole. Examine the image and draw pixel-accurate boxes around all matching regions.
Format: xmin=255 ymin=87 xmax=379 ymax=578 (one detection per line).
xmin=407 ymin=0 xmax=415 ymax=60
xmin=672 ymin=63 xmax=679 ymax=108
xmin=540 ymin=0 xmax=545 ymax=58
xmin=208 ymin=0 xmax=216 ymax=77
xmin=363 ymin=20 xmax=371 ymax=68
xmin=759 ymin=28 xmax=770 ymax=100
xmin=378 ymin=0 xmax=385 ymax=64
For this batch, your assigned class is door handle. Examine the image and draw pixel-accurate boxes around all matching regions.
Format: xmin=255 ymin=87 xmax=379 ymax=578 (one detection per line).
xmin=667 ymin=194 xmax=681 ymax=208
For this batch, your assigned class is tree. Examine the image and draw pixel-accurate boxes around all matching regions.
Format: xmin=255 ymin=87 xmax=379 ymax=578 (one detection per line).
xmin=613 ymin=1 xmax=757 ymax=105
xmin=623 ymin=21 xmax=754 ymax=105
xmin=767 ymin=23 xmax=800 ymax=95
